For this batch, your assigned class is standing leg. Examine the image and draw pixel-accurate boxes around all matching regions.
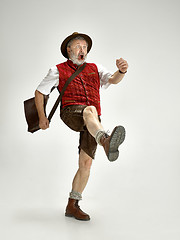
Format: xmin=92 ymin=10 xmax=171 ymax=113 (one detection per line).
xmin=72 ymin=149 xmax=92 ymax=194
xmin=65 ymin=149 xmax=92 ymax=221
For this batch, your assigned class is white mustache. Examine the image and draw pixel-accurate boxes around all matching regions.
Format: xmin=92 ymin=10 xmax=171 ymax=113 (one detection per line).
xmin=78 ymin=52 xmax=85 ymax=57
xmin=70 ymin=50 xmax=87 ymax=65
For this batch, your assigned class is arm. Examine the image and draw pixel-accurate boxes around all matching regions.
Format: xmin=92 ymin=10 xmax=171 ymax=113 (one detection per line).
xmin=108 ymin=58 xmax=128 ymax=84
xmin=34 ymin=66 xmax=59 ymax=130
xmin=35 ymin=90 xmax=49 ymax=130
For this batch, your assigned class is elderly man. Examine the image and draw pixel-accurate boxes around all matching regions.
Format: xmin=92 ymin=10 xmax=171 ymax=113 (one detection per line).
xmin=35 ymin=32 xmax=128 ymax=221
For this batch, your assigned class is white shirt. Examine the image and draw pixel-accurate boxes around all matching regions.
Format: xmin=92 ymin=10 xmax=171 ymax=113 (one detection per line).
xmin=37 ymin=64 xmax=112 ymax=95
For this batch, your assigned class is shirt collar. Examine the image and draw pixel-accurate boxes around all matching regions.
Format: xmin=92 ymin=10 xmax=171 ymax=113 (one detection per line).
xmin=67 ymin=59 xmax=78 ymax=69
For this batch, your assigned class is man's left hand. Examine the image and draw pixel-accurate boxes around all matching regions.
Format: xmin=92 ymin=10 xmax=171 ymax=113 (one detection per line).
xmin=116 ymin=58 xmax=128 ymax=73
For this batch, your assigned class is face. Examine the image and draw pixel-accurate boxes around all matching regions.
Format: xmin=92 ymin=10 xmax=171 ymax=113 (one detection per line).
xmin=67 ymin=39 xmax=88 ymax=65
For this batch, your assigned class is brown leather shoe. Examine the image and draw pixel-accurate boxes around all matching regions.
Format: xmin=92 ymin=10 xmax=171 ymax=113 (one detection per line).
xmin=100 ymin=126 xmax=126 ymax=161
xmin=65 ymin=198 xmax=90 ymax=221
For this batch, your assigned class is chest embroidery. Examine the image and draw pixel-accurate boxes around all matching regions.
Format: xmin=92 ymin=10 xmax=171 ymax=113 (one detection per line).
xmin=88 ymin=72 xmax=96 ymax=75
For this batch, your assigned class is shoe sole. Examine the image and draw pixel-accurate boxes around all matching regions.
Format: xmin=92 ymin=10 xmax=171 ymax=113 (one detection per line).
xmin=65 ymin=213 xmax=90 ymax=221
xmin=108 ymin=126 xmax=126 ymax=162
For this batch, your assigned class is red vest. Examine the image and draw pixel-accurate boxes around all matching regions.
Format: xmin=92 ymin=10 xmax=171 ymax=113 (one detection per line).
xmin=56 ymin=60 xmax=101 ymax=115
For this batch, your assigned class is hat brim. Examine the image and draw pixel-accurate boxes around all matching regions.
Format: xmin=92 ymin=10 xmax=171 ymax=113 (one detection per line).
xmin=61 ymin=32 xmax=92 ymax=59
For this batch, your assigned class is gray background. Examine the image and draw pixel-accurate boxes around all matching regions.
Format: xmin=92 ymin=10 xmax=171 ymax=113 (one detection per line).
xmin=0 ymin=0 xmax=180 ymax=239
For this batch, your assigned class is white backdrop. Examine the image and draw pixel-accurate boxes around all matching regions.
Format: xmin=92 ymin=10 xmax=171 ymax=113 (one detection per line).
xmin=0 ymin=0 xmax=180 ymax=239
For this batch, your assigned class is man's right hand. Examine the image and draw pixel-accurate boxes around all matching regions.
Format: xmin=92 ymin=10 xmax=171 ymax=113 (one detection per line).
xmin=39 ymin=116 xmax=49 ymax=130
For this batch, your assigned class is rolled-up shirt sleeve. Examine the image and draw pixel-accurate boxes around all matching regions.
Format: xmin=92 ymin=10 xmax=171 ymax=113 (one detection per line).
xmin=96 ymin=64 xmax=112 ymax=89
xmin=36 ymin=66 xmax=59 ymax=95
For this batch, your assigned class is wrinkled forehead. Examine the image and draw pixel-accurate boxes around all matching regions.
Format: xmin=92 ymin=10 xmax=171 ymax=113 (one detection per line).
xmin=68 ymin=38 xmax=88 ymax=47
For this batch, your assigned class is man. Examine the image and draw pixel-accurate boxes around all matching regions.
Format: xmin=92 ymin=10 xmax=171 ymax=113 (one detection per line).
xmin=35 ymin=32 xmax=128 ymax=221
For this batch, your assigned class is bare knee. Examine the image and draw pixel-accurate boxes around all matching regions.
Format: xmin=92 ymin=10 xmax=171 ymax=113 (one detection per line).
xmin=83 ymin=106 xmax=98 ymax=122
xmin=81 ymin=158 xmax=92 ymax=171
xmin=79 ymin=150 xmax=92 ymax=171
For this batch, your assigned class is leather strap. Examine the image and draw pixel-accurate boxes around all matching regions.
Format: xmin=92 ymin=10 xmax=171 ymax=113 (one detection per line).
xmin=48 ymin=63 xmax=87 ymax=122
